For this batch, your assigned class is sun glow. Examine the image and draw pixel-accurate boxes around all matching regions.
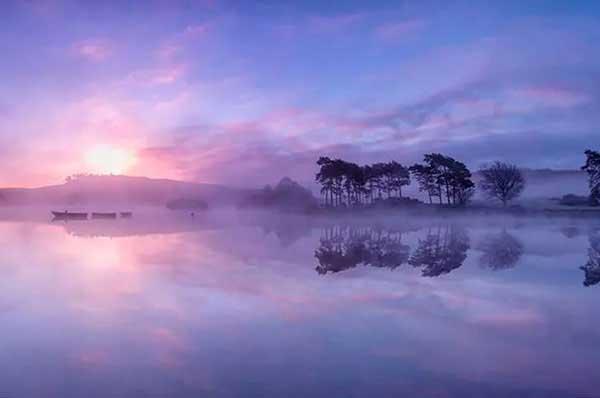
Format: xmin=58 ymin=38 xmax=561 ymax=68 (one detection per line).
xmin=84 ymin=145 xmax=136 ymax=175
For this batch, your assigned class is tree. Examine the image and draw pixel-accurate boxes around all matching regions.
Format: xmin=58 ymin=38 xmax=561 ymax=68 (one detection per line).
xmin=410 ymin=153 xmax=474 ymax=206
xmin=409 ymin=164 xmax=440 ymax=204
xmin=386 ymin=161 xmax=411 ymax=198
xmin=316 ymin=157 xmax=334 ymax=207
xmin=479 ymin=161 xmax=525 ymax=207
xmin=582 ymin=149 xmax=600 ymax=206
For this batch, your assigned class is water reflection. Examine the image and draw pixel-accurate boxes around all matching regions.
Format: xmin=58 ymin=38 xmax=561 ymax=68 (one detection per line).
xmin=477 ymin=230 xmax=524 ymax=270
xmin=408 ymin=225 xmax=470 ymax=277
xmin=1 ymin=215 xmax=600 ymax=397
xmin=314 ymin=226 xmax=410 ymax=274
xmin=581 ymin=226 xmax=600 ymax=286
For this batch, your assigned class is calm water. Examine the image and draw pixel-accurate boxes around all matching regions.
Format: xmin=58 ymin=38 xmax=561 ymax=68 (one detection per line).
xmin=1 ymin=212 xmax=599 ymax=397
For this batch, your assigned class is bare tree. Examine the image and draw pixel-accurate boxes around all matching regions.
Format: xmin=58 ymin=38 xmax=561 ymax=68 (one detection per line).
xmin=479 ymin=161 xmax=525 ymax=207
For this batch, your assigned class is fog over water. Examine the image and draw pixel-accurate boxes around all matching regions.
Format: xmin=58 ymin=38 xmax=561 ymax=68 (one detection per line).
xmin=1 ymin=209 xmax=600 ymax=397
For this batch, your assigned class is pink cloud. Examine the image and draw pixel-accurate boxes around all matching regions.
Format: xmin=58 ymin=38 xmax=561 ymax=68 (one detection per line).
xmin=73 ymin=39 xmax=113 ymax=62
xmin=184 ymin=24 xmax=209 ymax=39
xmin=156 ymin=42 xmax=183 ymax=60
xmin=509 ymin=86 xmax=590 ymax=109
xmin=374 ymin=19 xmax=426 ymax=42
xmin=128 ymin=64 xmax=187 ymax=85
xmin=309 ymin=12 xmax=366 ymax=33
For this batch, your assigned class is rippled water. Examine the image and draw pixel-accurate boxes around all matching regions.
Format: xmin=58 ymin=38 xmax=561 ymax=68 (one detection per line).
xmin=1 ymin=212 xmax=599 ymax=397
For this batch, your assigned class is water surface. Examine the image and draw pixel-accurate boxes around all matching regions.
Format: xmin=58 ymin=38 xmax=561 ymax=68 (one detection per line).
xmin=1 ymin=212 xmax=599 ymax=397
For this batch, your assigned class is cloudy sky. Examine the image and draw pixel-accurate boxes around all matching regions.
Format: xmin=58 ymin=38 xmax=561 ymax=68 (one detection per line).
xmin=1 ymin=0 xmax=599 ymax=187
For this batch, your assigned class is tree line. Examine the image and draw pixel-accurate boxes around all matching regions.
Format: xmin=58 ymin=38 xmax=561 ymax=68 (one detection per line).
xmin=316 ymin=149 xmax=600 ymax=208
xmin=315 ymin=157 xmax=410 ymax=207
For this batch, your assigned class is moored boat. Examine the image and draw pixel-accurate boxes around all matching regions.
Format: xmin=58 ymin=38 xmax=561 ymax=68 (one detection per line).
xmin=52 ymin=211 xmax=88 ymax=220
xmin=91 ymin=212 xmax=117 ymax=219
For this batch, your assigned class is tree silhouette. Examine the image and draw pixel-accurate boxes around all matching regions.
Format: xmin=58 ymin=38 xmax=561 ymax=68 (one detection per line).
xmin=408 ymin=225 xmax=470 ymax=276
xmin=409 ymin=163 xmax=440 ymax=204
xmin=580 ymin=227 xmax=600 ymax=287
xmin=315 ymin=158 xmax=411 ymax=207
xmin=479 ymin=161 xmax=525 ymax=207
xmin=581 ymin=149 xmax=600 ymax=206
xmin=477 ymin=230 xmax=524 ymax=270
xmin=410 ymin=153 xmax=474 ymax=206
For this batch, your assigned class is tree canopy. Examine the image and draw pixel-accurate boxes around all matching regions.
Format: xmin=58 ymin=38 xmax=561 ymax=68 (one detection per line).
xmin=479 ymin=161 xmax=525 ymax=206
xmin=409 ymin=153 xmax=474 ymax=206
xmin=315 ymin=157 xmax=411 ymax=207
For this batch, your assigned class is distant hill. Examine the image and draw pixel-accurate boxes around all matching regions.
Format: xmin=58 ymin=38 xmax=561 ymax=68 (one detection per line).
xmin=401 ymin=168 xmax=588 ymax=202
xmin=475 ymin=168 xmax=588 ymax=198
xmin=0 ymin=175 xmax=252 ymax=207
xmin=239 ymin=177 xmax=318 ymax=210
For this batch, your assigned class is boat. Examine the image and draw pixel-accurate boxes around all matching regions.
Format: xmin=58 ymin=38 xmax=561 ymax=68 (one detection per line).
xmin=52 ymin=211 xmax=88 ymax=220
xmin=91 ymin=212 xmax=117 ymax=219
xmin=120 ymin=212 xmax=133 ymax=218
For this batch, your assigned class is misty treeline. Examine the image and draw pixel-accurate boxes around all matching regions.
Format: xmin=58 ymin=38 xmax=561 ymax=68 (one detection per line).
xmin=315 ymin=157 xmax=411 ymax=207
xmin=315 ymin=153 xmax=504 ymax=207
xmin=316 ymin=149 xmax=600 ymax=208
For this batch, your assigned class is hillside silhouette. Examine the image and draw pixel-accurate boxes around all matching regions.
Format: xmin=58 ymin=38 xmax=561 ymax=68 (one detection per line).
xmin=0 ymin=175 xmax=249 ymax=207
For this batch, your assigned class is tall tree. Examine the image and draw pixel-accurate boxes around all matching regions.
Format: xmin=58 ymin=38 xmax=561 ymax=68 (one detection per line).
xmin=386 ymin=161 xmax=411 ymax=198
xmin=582 ymin=150 xmax=600 ymax=206
xmin=411 ymin=153 xmax=474 ymax=206
xmin=409 ymin=164 xmax=440 ymax=204
xmin=478 ymin=161 xmax=525 ymax=207
xmin=316 ymin=157 xmax=334 ymax=206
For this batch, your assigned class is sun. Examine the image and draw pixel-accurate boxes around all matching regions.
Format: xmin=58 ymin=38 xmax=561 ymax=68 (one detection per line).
xmin=84 ymin=145 xmax=136 ymax=175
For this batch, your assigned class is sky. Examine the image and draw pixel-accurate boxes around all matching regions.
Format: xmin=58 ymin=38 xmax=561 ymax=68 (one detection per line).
xmin=1 ymin=0 xmax=600 ymax=188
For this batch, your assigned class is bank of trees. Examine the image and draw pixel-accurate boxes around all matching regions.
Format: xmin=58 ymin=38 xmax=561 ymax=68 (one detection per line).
xmin=315 ymin=157 xmax=410 ymax=207
xmin=316 ymin=150 xmax=600 ymax=209
xmin=316 ymin=153 xmax=477 ymax=207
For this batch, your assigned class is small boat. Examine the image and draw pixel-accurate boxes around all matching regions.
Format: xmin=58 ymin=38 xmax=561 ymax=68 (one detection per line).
xmin=120 ymin=212 xmax=133 ymax=218
xmin=91 ymin=212 xmax=117 ymax=219
xmin=52 ymin=211 xmax=88 ymax=220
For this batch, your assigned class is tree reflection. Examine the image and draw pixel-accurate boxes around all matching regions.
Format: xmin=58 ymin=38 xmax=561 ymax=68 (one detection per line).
xmin=580 ymin=227 xmax=600 ymax=287
xmin=477 ymin=230 xmax=524 ymax=270
xmin=315 ymin=226 xmax=410 ymax=274
xmin=408 ymin=225 xmax=470 ymax=277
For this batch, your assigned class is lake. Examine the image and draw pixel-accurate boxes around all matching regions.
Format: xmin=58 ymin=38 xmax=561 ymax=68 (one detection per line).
xmin=1 ymin=211 xmax=599 ymax=397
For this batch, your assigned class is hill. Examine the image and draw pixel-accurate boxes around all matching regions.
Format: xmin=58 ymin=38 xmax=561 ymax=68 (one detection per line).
xmin=0 ymin=175 xmax=252 ymax=207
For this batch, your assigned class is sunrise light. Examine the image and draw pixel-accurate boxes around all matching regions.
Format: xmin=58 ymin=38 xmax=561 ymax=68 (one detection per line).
xmin=84 ymin=145 xmax=136 ymax=175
